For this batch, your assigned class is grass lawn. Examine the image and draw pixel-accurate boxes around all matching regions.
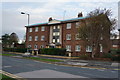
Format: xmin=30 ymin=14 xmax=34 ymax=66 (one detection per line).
xmin=25 ymin=57 xmax=62 ymax=62
xmin=1 ymin=53 xmax=63 ymax=62
xmin=0 ymin=53 xmax=15 ymax=56
xmin=0 ymin=74 xmax=16 ymax=80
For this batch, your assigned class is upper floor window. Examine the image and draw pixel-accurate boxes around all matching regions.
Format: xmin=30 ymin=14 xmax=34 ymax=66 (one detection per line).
xmin=29 ymin=28 xmax=32 ymax=32
xmin=41 ymin=26 xmax=45 ymax=31
xmin=76 ymin=22 xmax=79 ymax=28
xmin=66 ymin=23 xmax=71 ymax=29
xmin=66 ymin=34 xmax=71 ymax=40
xmin=28 ymin=36 xmax=32 ymax=41
xmin=75 ymin=33 xmax=80 ymax=40
xmin=35 ymin=36 xmax=38 ymax=41
xmin=75 ymin=45 xmax=81 ymax=51
xmin=35 ymin=27 xmax=39 ymax=32
xmin=86 ymin=46 xmax=92 ymax=52
xmin=41 ymin=35 xmax=45 ymax=41
xmin=53 ymin=32 xmax=60 ymax=36
xmin=66 ymin=45 xmax=71 ymax=51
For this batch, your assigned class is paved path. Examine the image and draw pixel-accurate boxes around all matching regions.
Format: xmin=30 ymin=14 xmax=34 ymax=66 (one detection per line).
xmin=2 ymin=56 xmax=119 ymax=79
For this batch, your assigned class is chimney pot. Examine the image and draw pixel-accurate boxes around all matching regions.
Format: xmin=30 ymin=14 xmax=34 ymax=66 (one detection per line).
xmin=78 ymin=12 xmax=83 ymax=17
xmin=49 ymin=17 xmax=52 ymax=22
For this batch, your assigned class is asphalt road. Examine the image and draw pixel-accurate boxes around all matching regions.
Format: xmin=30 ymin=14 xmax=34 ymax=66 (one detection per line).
xmin=2 ymin=56 xmax=119 ymax=79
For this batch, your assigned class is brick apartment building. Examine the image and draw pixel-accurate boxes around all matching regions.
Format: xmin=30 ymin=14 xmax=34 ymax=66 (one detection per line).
xmin=25 ymin=13 xmax=118 ymax=56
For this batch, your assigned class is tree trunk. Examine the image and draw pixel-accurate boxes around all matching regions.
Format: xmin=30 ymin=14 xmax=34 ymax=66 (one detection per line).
xmin=91 ymin=47 xmax=96 ymax=58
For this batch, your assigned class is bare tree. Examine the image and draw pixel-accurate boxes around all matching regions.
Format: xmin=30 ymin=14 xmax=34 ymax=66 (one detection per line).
xmin=78 ymin=9 xmax=116 ymax=58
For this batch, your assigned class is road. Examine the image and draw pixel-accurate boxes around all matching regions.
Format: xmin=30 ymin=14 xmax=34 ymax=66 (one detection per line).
xmin=2 ymin=56 xmax=119 ymax=79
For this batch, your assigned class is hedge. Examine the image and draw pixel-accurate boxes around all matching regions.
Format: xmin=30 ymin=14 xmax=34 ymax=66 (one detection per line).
xmin=3 ymin=48 xmax=28 ymax=53
xmin=102 ymin=49 xmax=120 ymax=61
xmin=40 ymin=48 xmax=66 ymax=56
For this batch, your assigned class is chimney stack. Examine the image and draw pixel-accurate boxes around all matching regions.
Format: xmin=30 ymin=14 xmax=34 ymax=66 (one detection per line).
xmin=48 ymin=17 xmax=52 ymax=22
xmin=78 ymin=12 xmax=83 ymax=17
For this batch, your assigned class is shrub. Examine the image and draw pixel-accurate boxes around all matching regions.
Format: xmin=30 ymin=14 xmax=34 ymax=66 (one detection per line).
xmin=3 ymin=48 xmax=28 ymax=53
xmin=79 ymin=54 xmax=91 ymax=60
xmin=40 ymin=48 xmax=66 ymax=56
xmin=102 ymin=49 xmax=120 ymax=61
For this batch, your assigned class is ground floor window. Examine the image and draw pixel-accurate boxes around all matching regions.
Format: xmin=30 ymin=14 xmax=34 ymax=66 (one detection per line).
xmin=34 ymin=44 xmax=38 ymax=49
xmin=75 ymin=45 xmax=81 ymax=52
xmin=40 ymin=45 xmax=44 ymax=48
xmin=28 ymin=45 xmax=31 ymax=48
xmin=66 ymin=45 xmax=71 ymax=51
xmin=86 ymin=46 xmax=92 ymax=52
xmin=100 ymin=44 xmax=103 ymax=52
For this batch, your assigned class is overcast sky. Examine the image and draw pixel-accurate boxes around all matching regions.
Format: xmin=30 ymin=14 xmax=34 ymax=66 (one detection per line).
xmin=1 ymin=0 xmax=120 ymax=42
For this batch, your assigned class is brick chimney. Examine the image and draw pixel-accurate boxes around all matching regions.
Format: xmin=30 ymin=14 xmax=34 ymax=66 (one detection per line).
xmin=48 ymin=17 xmax=52 ymax=22
xmin=78 ymin=12 xmax=83 ymax=17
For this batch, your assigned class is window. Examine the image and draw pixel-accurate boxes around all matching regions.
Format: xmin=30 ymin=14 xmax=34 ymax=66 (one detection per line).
xmin=100 ymin=44 xmax=103 ymax=52
xmin=66 ymin=45 xmax=71 ymax=51
xmin=66 ymin=23 xmax=71 ymax=29
xmin=113 ymin=45 xmax=118 ymax=47
xmin=66 ymin=34 xmax=71 ymax=40
xmin=53 ymin=32 xmax=60 ymax=36
xmin=28 ymin=36 xmax=32 ymax=41
xmin=41 ymin=26 xmax=45 ymax=31
xmin=53 ymin=39 xmax=55 ymax=43
xmin=29 ymin=28 xmax=32 ymax=32
xmin=35 ymin=36 xmax=38 ymax=41
xmin=28 ymin=45 xmax=31 ymax=48
xmin=75 ymin=34 xmax=80 ymax=40
xmin=35 ymin=27 xmax=39 ymax=32
xmin=40 ymin=45 xmax=44 ymax=48
xmin=34 ymin=44 xmax=38 ymax=49
xmin=75 ymin=45 xmax=81 ymax=51
xmin=86 ymin=46 xmax=92 ymax=52
xmin=76 ymin=22 xmax=79 ymax=28
xmin=57 ymin=39 xmax=60 ymax=43
xmin=41 ymin=35 xmax=45 ymax=41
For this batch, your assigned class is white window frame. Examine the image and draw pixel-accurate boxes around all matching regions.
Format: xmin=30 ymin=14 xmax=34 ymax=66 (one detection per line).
xmin=28 ymin=45 xmax=31 ymax=48
xmin=66 ymin=45 xmax=71 ymax=51
xmin=35 ymin=27 xmax=39 ymax=32
xmin=53 ymin=32 xmax=60 ymax=36
xmin=75 ymin=45 xmax=81 ymax=52
xmin=100 ymin=44 xmax=103 ymax=52
xmin=76 ymin=22 xmax=79 ymax=28
xmin=86 ymin=46 xmax=92 ymax=52
xmin=40 ymin=45 xmax=44 ymax=48
xmin=29 ymin=28 xmax=32 ymax=32
xmin=35 ymin=36 xmax=38 ymax=41
xmin=66 ymin=34 xmax=71 ymax=40
xmin=34 ymin=44 xmax=38 ymax=49
xmin=41 ymin=26 xmax=45 ymax=31
xmin=28 ymin=36 xmax=32 ymax=41
xmin=41 ymin=35 xmax=45 ymax=41
xmin=66 ymin=23 xmax=71 ymax=29
xmin=75 ymin=33 xmax=80 ymax=40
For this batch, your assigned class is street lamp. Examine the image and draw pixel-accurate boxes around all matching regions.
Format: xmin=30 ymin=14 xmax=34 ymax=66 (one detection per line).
xmin=21 ymin=12 xmax=30 ymax=53
xmin=21 ymin=12 xmax=30 ymax=26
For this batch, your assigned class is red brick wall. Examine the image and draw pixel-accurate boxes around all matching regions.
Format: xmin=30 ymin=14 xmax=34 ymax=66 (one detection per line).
xmin=26 ymin=26 xmax=50 ymax=49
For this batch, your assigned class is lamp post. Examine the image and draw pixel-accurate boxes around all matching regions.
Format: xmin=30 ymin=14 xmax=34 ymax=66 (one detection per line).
xmin=21 ymin=12 xmax=30 ymax=53
xmin=21 ymin=12 xmax=30 ymax=26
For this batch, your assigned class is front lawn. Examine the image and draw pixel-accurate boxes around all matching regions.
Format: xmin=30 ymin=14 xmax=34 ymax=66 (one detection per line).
xmin=0 ymin=74 xmax=16 ymax=80
xmin=25 ymin=57 xmax=62 ymax=62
